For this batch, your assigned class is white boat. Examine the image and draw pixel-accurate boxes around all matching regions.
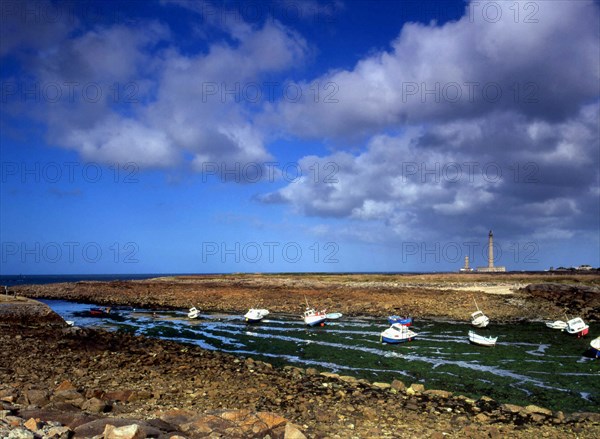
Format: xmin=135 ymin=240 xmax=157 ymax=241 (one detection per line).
xmin=65 ymin=320 xmax=75 ymax=327
xmin=566 ymin=317 xmax=589 ymax=337
xmin=303 ymin=307 xmax=327 ymax=326
xmin=302 ymin=296 xmax=327 ymax=326
xmin=326 ymin=312 xmax=343 ymax=320
xmin=545 ymin=320 xmax=567 ymax=330
xmin=381 ymin=324 xmax=418 ymax=344
xmin=469 ymin=330 xmax=497 ymax=347
xmin=244 ymin=308 xmax=269 ymax=323
xmin=470 ymin=299 xmax=489 ymax=328
xmin=188 ymin=307 xmax=199 ymax=319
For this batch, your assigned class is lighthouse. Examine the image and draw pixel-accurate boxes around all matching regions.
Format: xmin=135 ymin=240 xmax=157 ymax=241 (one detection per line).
xmin=475 ymin=230 xmax=506 ymax=272
xmin=488 ymin=230 xmax=494 ymax=268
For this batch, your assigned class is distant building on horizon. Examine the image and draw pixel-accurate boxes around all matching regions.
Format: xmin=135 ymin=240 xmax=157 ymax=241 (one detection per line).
xmin=475 ymin=230 xmax=506 ymax=273
xmin=459 ymin=256 xmax=474 ymax=272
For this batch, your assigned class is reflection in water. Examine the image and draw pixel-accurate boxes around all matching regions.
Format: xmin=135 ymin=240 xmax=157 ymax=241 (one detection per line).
xmin=40 ymin=299 xmax=598 ymax=413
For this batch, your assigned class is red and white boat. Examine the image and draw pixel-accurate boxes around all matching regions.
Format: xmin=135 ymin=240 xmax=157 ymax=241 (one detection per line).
xmin=302 ymin=296 xmax=327 ymax=326
xmin=566 ymin=317 xmax=589 ymax=337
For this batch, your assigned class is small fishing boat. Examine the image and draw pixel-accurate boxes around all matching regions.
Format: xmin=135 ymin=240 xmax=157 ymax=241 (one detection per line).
xmin=589 ymin=336 xmax=600 ymax=358
xmin=89 ymin=307 xmax=111 ymax=316
xmin=545 ymin=320 xmax=567 ymax=330
xmin=303 ymin=307 xmax=327 ymax=326
xmin=381 ymin=324 xmax=418 ymax=344
xmin=244 ymin=308 xmax=269 ymax=323
xmin=469 ymin=330 xmax=497 ymax=347
xmin=566 ymin=317 xmax=589 ymax=337
xmin=188 ymin=307 xmax=199 ymax=319
xmin=302 ymin=296 xmax=327 ymax=326
xmin=470 ymin=299 xmax=489 ymax=328
xmin=388 ymin=315 xmax=412 ymax=326
xmin=326 ymin=312 xmax=343 ymax=320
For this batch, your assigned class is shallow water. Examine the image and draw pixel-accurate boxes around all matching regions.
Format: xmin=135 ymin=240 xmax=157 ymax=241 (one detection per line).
xmin=42 ymin=299 xmax=599 ymax=413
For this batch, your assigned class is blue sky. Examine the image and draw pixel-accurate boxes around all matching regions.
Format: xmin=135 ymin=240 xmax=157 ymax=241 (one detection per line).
xmin=1 ymin=0 xmax=599 ymax=274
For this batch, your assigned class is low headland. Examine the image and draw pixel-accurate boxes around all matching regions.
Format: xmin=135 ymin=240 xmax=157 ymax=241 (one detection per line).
xmin=1 ymin=272 xmax=599 ymax=438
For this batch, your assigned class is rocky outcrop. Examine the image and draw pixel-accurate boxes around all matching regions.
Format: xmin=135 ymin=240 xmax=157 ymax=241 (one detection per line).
xmin=0 ymin=296 xmax=66 ymax=327
xmin=519 ymin=283 xmax=600 ymax=320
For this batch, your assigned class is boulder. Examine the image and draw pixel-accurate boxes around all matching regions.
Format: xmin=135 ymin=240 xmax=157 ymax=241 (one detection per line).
xmin=284 ymin=423 xmax=307 ymax=439
xmin=103 ymin=424 xmax=146 ymax=439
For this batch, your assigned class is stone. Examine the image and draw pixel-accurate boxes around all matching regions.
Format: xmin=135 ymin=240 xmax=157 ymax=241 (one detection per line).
xmin=391 ymin=379 xmax=406 ymax=391
xmin=82 ymin=397 xmax=109 ymax=413
xmin=23 ymin=417 xmax=40 ymax=431
xmin=500 ymin=403 xmax=523 ymax=414
xmin=305 ymin=368 xmax=319 ymax=376
xmin=158 ymin=409 xmax=196 ymax=427
xmin=24 ymin=390 xmax=49 ymax=407
xmin=320 ymin=372 xmax=339 ymax=379
xmin=54 ymin=381 xmax=76 ymax=392
xmin=103 ymin=424 xmax=146 ymax=439
xmin=409 ymin=383 xmax=425 ymax=393
xmin=424 ymin=389 xmax=453 ymax=399
xmin=284 ymin=423 xmax=307 ymax=439
xmin=338 ymin=375 xmax=358 ymax=384
xmin=8 ymin=429 xmax=34 ymax=439
xmin=46 ymin=426 xmax=72 ymax=439
xmin=524 ymin=405 xmax=552 ymax=417
xmin=104 ymin=390 xmax=134 ymax=402
xmin=256 ymin=412 xmax=287 ymax=430
xmin=52 ymin=390 xmax=83 ymax=404
xmin=474 ymin=413 xmax=489 ymax=423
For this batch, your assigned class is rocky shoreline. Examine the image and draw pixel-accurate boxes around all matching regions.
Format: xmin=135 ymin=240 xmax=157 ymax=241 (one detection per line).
xmin=9 ymin=273 xmax=600 ymax=322
xmin=2 ymin=274 xmax=599 ymax=438
xmin=2 ymin=323 xmax=599 ymax=439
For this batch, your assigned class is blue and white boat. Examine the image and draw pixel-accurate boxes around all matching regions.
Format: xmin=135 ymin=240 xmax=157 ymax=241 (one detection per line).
xmin=380 ymin=323 xmax=418 ymax=344
xmin=590 ymin=336 xmax=600 ymax=358
xmin=388 ymin=315 xmax=412 ymax=326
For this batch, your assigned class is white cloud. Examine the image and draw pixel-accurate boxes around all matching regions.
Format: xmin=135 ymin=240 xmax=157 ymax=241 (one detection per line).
xmin=269 ymin=0 xmax=599 ymax=141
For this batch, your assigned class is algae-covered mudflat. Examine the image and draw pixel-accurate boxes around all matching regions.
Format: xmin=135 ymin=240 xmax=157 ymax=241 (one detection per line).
xmin=42 ymin=299 xmax=600 ymax=414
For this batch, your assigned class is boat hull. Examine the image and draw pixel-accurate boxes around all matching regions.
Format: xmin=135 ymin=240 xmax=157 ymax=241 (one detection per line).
xmin=469 ymin=331 xmax=497 ymax=347
xmin=566 ymin=317 xmax=589 ymax=337
xmin=590 ymin=337 xmax=600 ymax=358
xmin=546 ymin=320 xmax=567 ymax=330
xmin=244 ymin=309 xmax=269 ymax=323
xmin=304 ymin=316 xmax=327 ymax=326
xmin=381 ymin=335 xmax=415 ymax=344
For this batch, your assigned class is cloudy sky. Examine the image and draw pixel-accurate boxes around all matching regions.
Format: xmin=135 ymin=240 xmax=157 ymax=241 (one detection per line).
xmin=1 ymin=0 xmax=599 ymax=274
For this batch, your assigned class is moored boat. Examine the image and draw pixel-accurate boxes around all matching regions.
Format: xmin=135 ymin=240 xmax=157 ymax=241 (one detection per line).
xmin=545 ymin=320 xmax=567 ymax=330
xmin=188 ymin=306 xmax=199 ymax=319
xmin=566 ymin=317 xmax=589 ymax=337
xmin=302 ymin=296 xmax=327 ymax=326
xmin=590 ymin=336 xmax=600 ymax=358
xmin=388 ymin=315 xmax=412 ymax=326
xmin=380 ymin=323 xmax=418 ymax=344
xmin=244 ymin=308 xmax=269 ymax=323
xmin=326 ymin=312 xmax=343 ymax=320
xmin=470 ymin=299 xmax=489 ymax=328
xmin=303 ymin=307 xmax=327 ymax=326
xmin=469 ymin=330 xmax=497 ymax=347
xmin=89 ymin=307 xmax=111 ymax=316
